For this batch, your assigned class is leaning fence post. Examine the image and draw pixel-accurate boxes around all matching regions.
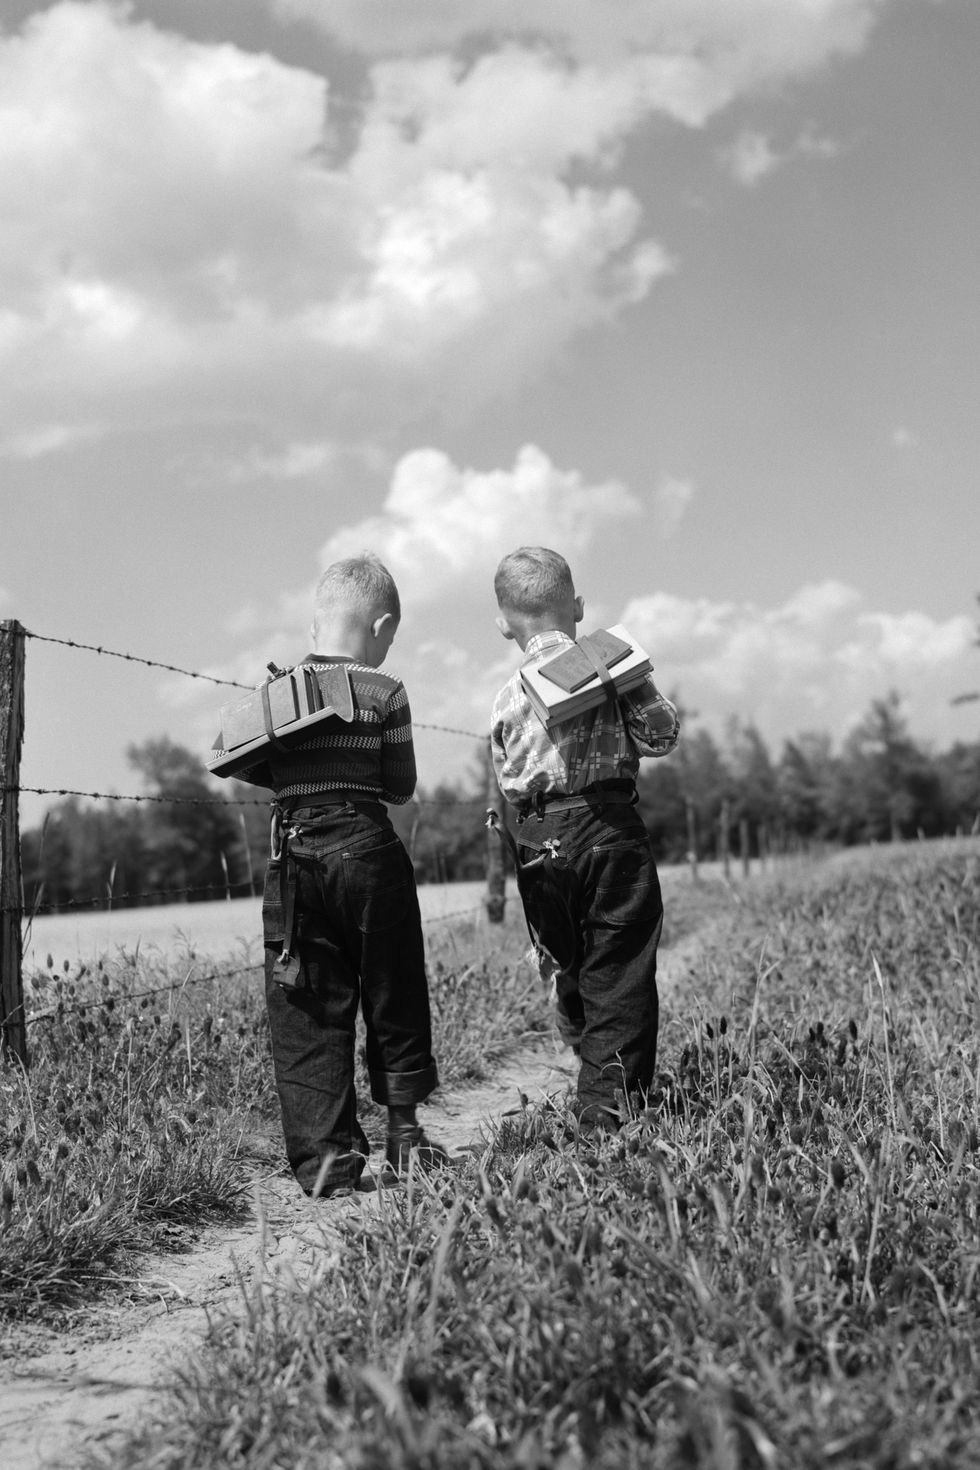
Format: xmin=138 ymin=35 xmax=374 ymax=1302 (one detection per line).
xmin=1 ymin=620 xmax=27 ymax=1066
xmin=719 ymin=798 xmax=731 ymax=881
xmin=739 ymin=816 xmax=750 ymax=879
xmin=484 ymin=740 xmax=506 ymax=923
xmin=685 ymin=795 xmax=699 ymax=882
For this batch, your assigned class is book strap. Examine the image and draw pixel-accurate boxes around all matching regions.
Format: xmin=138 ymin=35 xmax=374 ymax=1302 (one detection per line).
xmin=261 ymin=677 xmax=291 ymax=753
xmin=576 ymin=634 xmax=616 ymax=695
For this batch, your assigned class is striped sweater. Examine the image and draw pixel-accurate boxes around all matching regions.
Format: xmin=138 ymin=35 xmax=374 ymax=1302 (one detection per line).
xmin=236 ymin=655 xmax=417 ymax=805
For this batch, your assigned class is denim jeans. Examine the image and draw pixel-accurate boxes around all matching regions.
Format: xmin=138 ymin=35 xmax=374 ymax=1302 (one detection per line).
xmin=515 ymin=799 xmax=662 ymax=1127
xmin=262 ymin=803 xmax=438 ymax=1193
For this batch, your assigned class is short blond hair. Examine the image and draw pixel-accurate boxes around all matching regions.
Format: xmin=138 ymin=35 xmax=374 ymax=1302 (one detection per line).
xmin=315 ymin=554 xmax=400 ymax=624
xmin=494 ymin=547 xmax=574 ymax=616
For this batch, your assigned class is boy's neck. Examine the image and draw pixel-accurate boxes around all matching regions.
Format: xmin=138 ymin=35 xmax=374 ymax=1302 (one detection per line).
xmin=313 ymin=607 xmax=396 ymax=668
xmin=512 ymin=617 xmax=577 ymax=653
xmin=313 ymin=612 xmax=371 ymax=663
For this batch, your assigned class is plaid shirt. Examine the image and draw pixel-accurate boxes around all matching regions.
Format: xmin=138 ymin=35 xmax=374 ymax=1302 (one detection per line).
xmin=490 ymin=630 xmax=679 ymax=807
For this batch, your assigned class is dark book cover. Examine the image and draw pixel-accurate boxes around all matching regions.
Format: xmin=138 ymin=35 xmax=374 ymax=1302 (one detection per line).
xmin=537 ymin=629 xmax=632 ymax=693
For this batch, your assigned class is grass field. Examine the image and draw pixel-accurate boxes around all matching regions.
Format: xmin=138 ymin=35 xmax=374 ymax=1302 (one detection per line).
xmin=4 ymin=838 xmax=980 ymax=1467
xmin=20 ymin=857 xmax=761 ymax=972
xmin=21 ymin=878 xmax=506 ymax=972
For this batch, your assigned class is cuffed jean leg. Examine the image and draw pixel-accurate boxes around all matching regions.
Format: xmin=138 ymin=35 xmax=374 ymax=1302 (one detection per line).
xmin=517 ymin=807 xmax=663 ymax=1129
xmin=340 ymin=836 xmax=439 ymax=1107
xmin=264 ymin=951 xmax=368 ymax=1193
xmin=575 ymin=911 xmax=661 ymax=1124
xmin=575 ymin=842 xmax=662 ymax=1125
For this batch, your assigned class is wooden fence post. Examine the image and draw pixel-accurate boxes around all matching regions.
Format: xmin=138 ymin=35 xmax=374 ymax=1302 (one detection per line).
xmin=685 ymin=795 xmax=699 ymax=882
xmin=484 ymin=740 xmax=506 ymax=923
xmin=719 ymin=798 xmax=731 ymax=881
xmin=1 ymin=620 xmax=27 ymax=1066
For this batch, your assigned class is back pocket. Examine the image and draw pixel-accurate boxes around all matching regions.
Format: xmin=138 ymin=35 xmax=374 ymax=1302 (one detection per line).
xmin=592 ymin=842 xmax=661 ymax=927
xmin=345 ymin=837 xmax=419 ymax=933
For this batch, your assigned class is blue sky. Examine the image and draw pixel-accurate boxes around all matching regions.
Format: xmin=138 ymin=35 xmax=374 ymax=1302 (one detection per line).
xmin=0 ymin=0 xmax=977 ymax=826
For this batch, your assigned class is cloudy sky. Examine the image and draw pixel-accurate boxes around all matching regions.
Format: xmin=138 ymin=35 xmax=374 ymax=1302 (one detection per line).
xmin=1 ymin=0 xmax=977 ymax=825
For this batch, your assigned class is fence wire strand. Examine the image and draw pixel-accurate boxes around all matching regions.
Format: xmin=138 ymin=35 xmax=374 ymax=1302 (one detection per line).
xmin=4 ymin=626 xmax=495 ymax=940
xmin=23 ymin=628 xmax=483 ymax=739
xmin=7 ymin=783 xmax=485 ymax=809
xmin=24 ymin=629 xmax=251 ymax=689
xmin=19 ymin=900 xmax=490 ymax=1026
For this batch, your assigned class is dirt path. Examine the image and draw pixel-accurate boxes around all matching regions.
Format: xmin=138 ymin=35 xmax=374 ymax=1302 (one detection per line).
xmin=0 ymin=1040 xmax=579 ymax=1470
xmin=0 ymin=944 xmax=701 ymax=1470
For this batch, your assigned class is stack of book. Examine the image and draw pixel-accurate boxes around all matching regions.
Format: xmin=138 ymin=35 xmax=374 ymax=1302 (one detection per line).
xmin=520 ymin=625 xmax=652 ymax=728
xmin=207 ymin=663 xmax=354 ymax=778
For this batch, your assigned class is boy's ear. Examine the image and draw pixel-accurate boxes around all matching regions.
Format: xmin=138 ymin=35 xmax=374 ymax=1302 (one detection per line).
xmin=573 ymin=595 xmax=585 ymax=625
xmin=371 ymin=611 xmax=395 ymax=638
xmin=495 ymin=613 xmax=515 ymax=641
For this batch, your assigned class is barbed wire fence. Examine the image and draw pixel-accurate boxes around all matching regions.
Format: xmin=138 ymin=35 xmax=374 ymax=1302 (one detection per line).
xmin=0 ymin=620 xmax=510 ymax=1064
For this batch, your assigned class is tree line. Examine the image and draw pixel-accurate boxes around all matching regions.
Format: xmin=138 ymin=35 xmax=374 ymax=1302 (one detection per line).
xmin=18 ymin=692 xmax=980 ymax=913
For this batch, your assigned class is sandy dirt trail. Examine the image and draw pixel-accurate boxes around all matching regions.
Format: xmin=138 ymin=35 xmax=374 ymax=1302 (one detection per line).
xmin=0 ymin=942 xmax=700 ymax=1470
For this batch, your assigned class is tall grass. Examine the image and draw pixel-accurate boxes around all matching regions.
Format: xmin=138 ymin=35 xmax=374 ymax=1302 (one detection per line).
xmin=97 ymin=840 xmax=980 ymax=1470
xmin=0 ymin=914 xmax=549 ymax=1322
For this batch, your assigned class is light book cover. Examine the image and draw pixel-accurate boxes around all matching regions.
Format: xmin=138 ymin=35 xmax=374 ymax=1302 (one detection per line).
xmin=520 ymin=625 xmax=652 ymax=728
xmin=207 ymin=664 xmax=353 ymax=778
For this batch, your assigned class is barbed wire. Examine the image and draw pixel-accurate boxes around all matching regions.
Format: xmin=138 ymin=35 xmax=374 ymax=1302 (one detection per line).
xmin=421 ymin=904 xmax=488 ymax=926
xmin=22 ymin=629 xmax=485 ymax=741
xmin=6 ymin=782 xmax=485 ymax=810
xmin=24 ymin=630 xmax=251 ymax=689
xmin=5 ymin=629 xmax=488 ymax=923
xmin=18 ymin=902 xmax=491 ymax=1025
xmin=9 ymin=784 xmax=269 ymax=808
xmin=14 ymin=879 xmax=256 ymax=915
xmin=415 ymin=721 xmax=483 ymax=740
xmin=11 ymin=882 xmax=491 ymax=919
xmin=22 ymin=961 xmax=264 ymax=1027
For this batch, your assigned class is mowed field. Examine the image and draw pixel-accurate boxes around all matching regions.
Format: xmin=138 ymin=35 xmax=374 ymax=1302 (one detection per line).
xmin=22 ymin=879 xmax=512 ymax=972
xmin=21 ymin=859 xmax=731 ymax=972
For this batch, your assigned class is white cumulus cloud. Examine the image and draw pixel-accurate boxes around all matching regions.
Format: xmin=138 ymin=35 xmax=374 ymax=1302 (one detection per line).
xmin=620 ymin=581 xmax=977 ymax=746
xmin=0 ymin=0 xmax=893 ymax=457
xmin=652 ymin=475 xmax=695 ymax=535
xmin=720 ymin=130 xmax=782 ymax=186
xmin=316 ymin=443 xmax=642 ymax=605
xmin=0 ymin=3 xmax=672 ymax=455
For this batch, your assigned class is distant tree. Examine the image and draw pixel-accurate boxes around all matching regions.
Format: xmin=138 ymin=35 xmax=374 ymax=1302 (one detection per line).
xmin=127 ymin=737 xmax=246 ymax=902
xmin=226 ymin=776 xmax=273 ymax=896
xmin=776 ymin=733 xmax=836 ymax=844
xmin=951 ymin=592 xmax=980 ymax=710
xmin=21 ymin=800 xmax=79 ymax=914
xmin=935 ymin=741 xmax=980 ymax=833
xmin=728 ymin=721 xmax=779 ymax=844
xmin=838 ymin=692 xmax=941 ymax=842
xmin=389 ymin=743 xmax=488 ymax=883
xmin=636 ymin=756 xmax=689 ymax=862
xmin=639 ymin=726 xmax=732 ymax=861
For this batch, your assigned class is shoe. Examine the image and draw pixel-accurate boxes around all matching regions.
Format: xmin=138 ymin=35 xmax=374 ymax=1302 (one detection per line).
xmin=384 ymin=1125 xmax=451 ymax=1177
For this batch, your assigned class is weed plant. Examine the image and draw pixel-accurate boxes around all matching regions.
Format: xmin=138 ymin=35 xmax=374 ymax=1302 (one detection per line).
xmin=103 ymin=840 xmax=980 ymax=1469
xmin=0 ymin=946 xmax=273 ymax=1321
xmin=0 ymin=914 xmax=545 ymax=1324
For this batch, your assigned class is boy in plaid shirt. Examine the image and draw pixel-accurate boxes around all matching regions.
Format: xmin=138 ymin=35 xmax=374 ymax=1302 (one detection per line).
xmin=490 ymin=546 xmax=679 ymax=1129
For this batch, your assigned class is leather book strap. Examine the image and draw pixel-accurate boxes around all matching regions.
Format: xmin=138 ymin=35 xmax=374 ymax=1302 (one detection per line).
xmin=576 ymin=634 xmax=616 ymax=694
xmin=261 ymin=677 xmax=291 ymax=753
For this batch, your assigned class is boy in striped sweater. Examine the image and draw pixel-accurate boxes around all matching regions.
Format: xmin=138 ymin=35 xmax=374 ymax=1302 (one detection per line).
xmin=238 ymin=554 xmax=445 ymax=1197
